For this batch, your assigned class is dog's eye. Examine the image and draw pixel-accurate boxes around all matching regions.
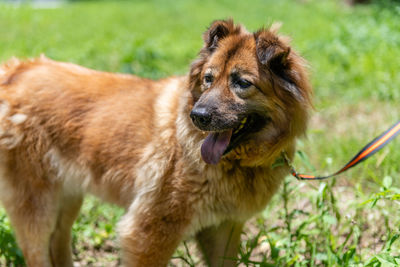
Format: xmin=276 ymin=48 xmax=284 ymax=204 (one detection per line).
xmin=204 ymin=74 xmax=214 ymax=84
xmin=235 ymin=78 xmax=252 ymax=89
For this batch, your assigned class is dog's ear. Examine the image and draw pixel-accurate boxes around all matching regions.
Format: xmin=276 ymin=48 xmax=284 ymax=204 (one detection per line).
xmin=255 ymin=30 xmax=291 ymax=80
xmin=188 ymin=20 xmax=242 ymax=97
xmin=203 ymin=19 xmax=237 ymax=52
xmin=255 ymin=28 xmax=311 ymax=103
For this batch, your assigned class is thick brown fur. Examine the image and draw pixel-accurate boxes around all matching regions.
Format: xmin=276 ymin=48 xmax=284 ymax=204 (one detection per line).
xmin=0 ymin=20 xmax=311 ymax=267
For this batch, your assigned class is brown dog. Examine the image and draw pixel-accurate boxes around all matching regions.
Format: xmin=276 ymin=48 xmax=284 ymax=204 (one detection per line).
xmin=0 ymin=20 xmax=311 ymax=266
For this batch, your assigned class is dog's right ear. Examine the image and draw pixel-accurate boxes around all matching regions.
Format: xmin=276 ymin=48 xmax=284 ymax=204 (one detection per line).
xmin=189 ymin=20 xmax=241 ymax=100
xmin=203 ymin=20 xmax=237 ymax=52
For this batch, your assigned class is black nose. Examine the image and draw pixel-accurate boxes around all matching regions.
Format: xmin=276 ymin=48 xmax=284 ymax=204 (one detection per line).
xmin=190 ymin=107 xmax=212 ymax=128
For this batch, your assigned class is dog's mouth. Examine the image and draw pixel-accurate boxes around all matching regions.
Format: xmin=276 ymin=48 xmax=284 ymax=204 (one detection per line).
xmin=201 ymin=113 xmax=269 ymax=164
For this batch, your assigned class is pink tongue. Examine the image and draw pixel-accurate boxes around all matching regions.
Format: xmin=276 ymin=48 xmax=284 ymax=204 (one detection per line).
xmin=201 ymin=130 xmax=233 ymax=164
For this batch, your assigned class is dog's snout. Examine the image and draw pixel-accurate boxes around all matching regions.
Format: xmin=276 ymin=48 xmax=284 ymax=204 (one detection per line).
xmin=190 ymin=107 xmax=212 ymax=128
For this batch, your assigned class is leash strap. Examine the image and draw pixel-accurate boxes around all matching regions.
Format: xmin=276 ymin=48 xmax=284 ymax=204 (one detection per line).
xmin=284 ymin=120 xmax=400 ymax=180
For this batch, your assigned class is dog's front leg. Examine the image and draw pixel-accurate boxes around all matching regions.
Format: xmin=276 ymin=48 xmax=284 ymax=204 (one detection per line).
xmin=196 ymin=220 xmax=243 ymax=267
xmin=118 ymin=195 xmax=191 ymax=267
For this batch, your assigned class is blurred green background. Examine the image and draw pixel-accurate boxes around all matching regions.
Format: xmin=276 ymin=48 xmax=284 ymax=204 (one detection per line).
xmin=0 ymin=0 xmax=399 ymax=266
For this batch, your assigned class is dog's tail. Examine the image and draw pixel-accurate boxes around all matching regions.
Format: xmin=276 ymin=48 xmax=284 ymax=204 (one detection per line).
xmin=0 ymin=57 xmax=29 ymax=149
xmin=0 ymin=55 xmax=50 ymax=86
xmin=0 ymin=57 xmax=21 ymax=85
xmin=0 ymin=56 xmax=39 ymax=86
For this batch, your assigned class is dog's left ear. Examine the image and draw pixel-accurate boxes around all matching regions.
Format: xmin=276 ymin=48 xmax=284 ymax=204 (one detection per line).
xmin=255 ymin=30 xmax=291 ymax=79
xmin=255 ymin=29 xmax=310 ymax=101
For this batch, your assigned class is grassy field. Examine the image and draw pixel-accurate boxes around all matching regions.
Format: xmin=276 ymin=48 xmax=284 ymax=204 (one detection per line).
xmin=1 ymin=0 xmax=400 ymax=266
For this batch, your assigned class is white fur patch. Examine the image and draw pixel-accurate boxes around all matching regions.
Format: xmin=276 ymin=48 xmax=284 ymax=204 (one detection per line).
xmin=8 ymin=113 xmax=27 ymax=125
xmin=0 ymin=102 xmax=10 ymax=118
xmin=0 ymin=101 xmax=25 ymax=149
xmin=184 ymin=210 xmax=223 ymax=238
xmin=44 ymin=148 xmax=91 ymax=195
xmin=176 ymin=90 xmax=205 ymax=167
xmin=154 ymin=79 xmax=180 ymax=138
xmin=0 ymin=134 xmax=23 ymax=149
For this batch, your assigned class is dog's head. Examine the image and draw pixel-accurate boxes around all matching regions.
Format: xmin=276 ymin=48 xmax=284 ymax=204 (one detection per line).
xmin=189 ymin=20 xmax=312 ymax=166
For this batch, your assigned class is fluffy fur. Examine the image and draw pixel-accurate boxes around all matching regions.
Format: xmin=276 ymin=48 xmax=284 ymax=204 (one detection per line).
xmin=0 ymin=20 xmax=311 ymax=266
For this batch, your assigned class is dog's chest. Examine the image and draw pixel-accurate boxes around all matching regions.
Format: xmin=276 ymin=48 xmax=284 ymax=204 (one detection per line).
xmin=185 ymin=164 xmax=285 ymax=236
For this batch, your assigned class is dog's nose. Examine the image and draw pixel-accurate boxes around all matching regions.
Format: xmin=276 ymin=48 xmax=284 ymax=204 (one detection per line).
xmin=190 ymin=107 xmax=212 ymax=128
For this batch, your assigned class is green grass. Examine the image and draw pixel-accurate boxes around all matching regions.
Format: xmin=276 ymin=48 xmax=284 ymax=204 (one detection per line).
xmin=0 ymin=0 xmax=400 ymax=266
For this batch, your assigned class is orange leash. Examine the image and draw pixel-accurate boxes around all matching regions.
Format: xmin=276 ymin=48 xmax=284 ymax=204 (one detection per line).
xmin=284 ymin=121 xmax=400 ymax=180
